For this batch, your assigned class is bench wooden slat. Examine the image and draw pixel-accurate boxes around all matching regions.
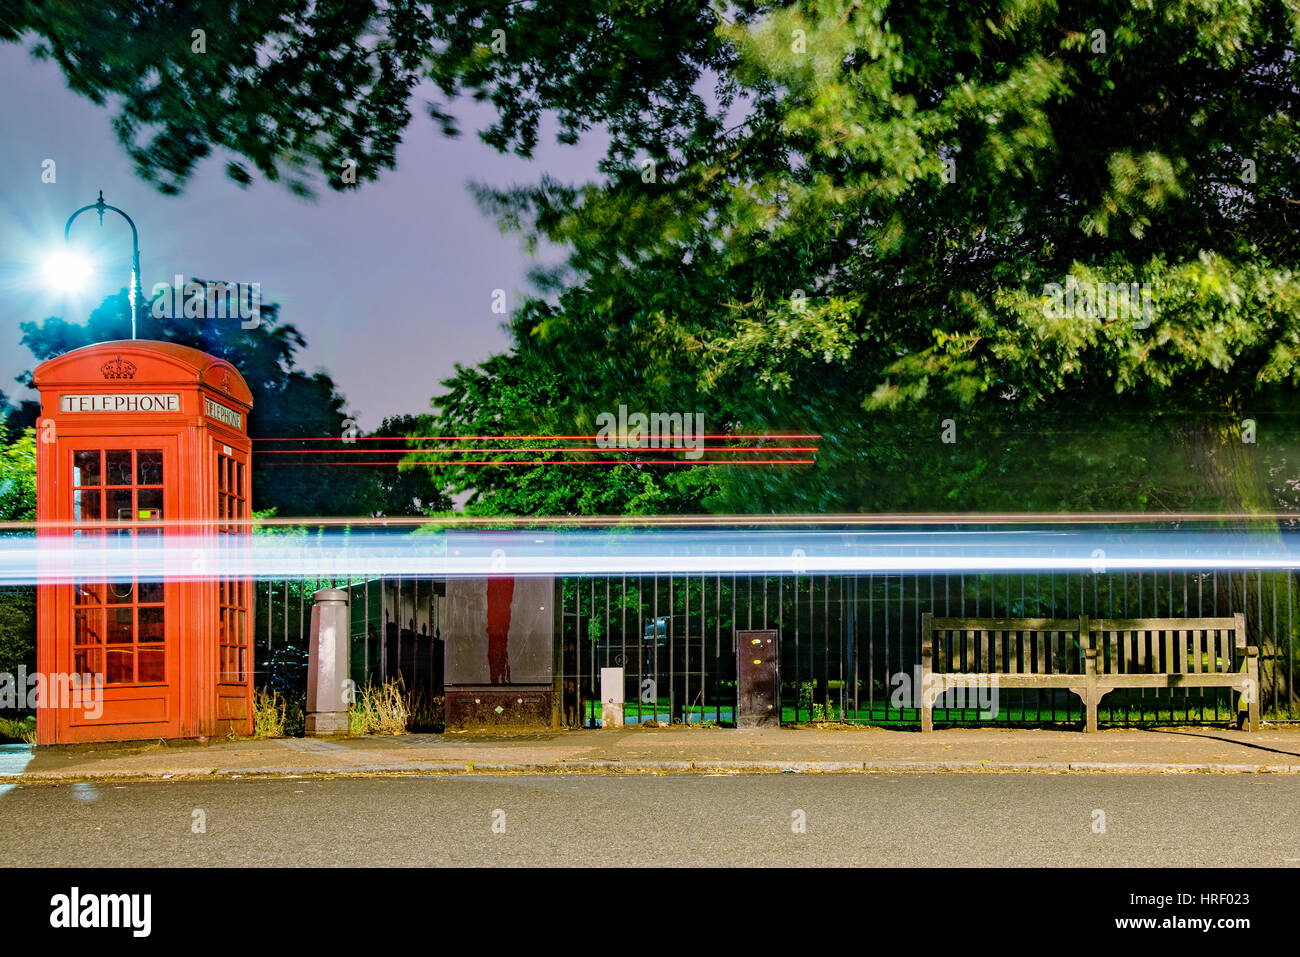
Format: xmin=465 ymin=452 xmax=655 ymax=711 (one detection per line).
xmin=1101 ymin=673 xmax=1254 ymax=691
xmin=1091 ymin=617 xmax=1241 ymax=630
xmin=930 ymin=617 xmax=1079 ymax=630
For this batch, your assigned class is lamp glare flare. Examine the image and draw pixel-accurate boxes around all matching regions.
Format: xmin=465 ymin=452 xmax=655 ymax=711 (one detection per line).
xmin=41 ymin=249 xmax=94 ymax=295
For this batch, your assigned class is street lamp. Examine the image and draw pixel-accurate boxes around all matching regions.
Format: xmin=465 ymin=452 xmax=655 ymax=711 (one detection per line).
xmin=62 ymin=190 xmax=144 ymax=340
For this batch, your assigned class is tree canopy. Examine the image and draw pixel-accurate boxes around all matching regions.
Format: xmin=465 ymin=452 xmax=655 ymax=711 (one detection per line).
xmin=1 ymin=0 xmax=741 ymax=195
xmin=470 ymin=1 xmax=1300 ymax=512
xmin=14 ymin=1 xmax=1300 ymax=514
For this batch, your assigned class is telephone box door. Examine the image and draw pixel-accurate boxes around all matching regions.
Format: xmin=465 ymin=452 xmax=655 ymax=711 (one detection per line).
xmin=58 ymin=437 xmax=182 ymax=741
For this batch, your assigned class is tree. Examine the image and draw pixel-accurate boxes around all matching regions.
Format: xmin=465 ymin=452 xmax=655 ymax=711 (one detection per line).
xmin=414 ymin=306 xmax=724 ymax=516
xmin=0 ymin=420 xmax=37 ymax=699
xmin=1 ymin=0 xmax=740 ymax=195
xmin=18 ymin=290 xmax=449 ymax=517
xmin=24 ymin=1 xmax=1300 ymax=515
xmin=0 ymin=420 xmax=36 ymax=522
xmin=0 ymin=392 xmax=39 ymax=444
xmin=475 ymin=1 xmax=1300 ymax=518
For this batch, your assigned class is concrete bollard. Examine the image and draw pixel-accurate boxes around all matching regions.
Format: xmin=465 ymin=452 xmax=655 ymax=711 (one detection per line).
xmin=600 ymin=667 xmax=624 ymax=728
xmin=306 ymin=589 xmax=350 ymax=735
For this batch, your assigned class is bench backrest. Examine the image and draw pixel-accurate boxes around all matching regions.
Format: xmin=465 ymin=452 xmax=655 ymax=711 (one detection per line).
xmin=1089 ymin=615 xmax=1245 ymax=676
xmin=922 ymin=613 xmax=1248 ymax=677
xmin=922 ymin=616 xmax=1087 ymax=676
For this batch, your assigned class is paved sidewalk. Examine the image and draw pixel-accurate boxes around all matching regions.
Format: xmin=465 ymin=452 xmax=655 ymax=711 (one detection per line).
xmin=7 ymin=724 xmax=1300 ymax=783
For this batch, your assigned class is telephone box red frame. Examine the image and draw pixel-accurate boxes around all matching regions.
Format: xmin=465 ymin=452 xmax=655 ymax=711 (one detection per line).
xmin=32 ymin=340 xmax=254 ymax=744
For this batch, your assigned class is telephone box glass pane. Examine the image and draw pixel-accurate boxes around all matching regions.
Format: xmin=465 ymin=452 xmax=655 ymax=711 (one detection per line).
xmin=73 ymin=490 xmax=101 ymax=522
xmin=110 ymin=488 xmax=133 ymax=521
xmin=138 ymin=606 xmax=164 ymax=642
xmin=137 ymin=648 xmax=164 ymax=683
xmin=107 ymin=607 xmax=133 ymax=642
xmin=107 ymin=581 xmax=134 ymax=605
xmin=137 ymin=488 xmax=163 ymax=521
xmin=138 ymin=580 xmax=163 ymax=604
xmin=105 ymin=648 xmax=132 ymax=684
xmin=74 ymin=648 xmax=102 ymax=675
xmin=74 ymin=608 xmax=103 ymax=645
xmin=137 ymin=450 xmax=163 ymax=485
xmin=73 ymin=450 xmax=101 ymax=487
xmin=106 ymin=450 xmax=132 ymax=485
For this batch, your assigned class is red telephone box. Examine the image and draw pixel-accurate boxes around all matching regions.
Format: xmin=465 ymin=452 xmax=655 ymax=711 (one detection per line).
xmin=32 ymin=340 xmax=254 ymax=744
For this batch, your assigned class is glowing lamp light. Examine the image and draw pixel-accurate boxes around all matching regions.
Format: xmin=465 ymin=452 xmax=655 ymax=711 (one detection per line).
xmin=41 ymin=249 xmax=94 ymax=294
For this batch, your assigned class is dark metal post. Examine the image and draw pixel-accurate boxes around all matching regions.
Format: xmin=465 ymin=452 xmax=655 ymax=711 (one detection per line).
xmin=64 ymin=190 xmax=144 ymax=339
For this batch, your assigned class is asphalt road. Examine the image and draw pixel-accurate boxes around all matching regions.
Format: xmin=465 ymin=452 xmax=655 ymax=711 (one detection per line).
xmin=0 ymin=773 xmax=1297 ymax=867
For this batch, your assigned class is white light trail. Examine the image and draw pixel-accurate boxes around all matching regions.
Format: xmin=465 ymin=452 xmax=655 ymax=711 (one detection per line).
xmin=1 ymin=525 xmax=1300 ymax=583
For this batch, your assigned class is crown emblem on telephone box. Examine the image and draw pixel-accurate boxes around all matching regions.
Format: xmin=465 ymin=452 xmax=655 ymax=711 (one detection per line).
xmin=100 ymin=357 xmax=137 ymax=380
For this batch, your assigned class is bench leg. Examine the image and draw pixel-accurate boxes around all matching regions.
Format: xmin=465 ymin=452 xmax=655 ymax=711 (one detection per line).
xmin=1236 ymin=656 xmax=1261 ymax=732
xmin=1070 ymin=685 xmax=1100 ymax=732
xmin=1236 ymin=688 xmax=1261 ymax=732
xmin=919 ymin=659 xmax=934 ymax=732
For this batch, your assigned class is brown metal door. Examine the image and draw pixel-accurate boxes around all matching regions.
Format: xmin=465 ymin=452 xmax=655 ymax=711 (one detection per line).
xmin=737 ymin=629 xmax=779 ymax=727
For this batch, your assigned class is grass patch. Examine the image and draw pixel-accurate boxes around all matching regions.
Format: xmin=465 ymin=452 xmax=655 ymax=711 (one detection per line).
xmin=0 ymin=715 xmax=35 ymax=745
xmin=349 ymin=679 xmax=409 ymax=736
xmin=252 ymin=688 xmax=301 ymax=739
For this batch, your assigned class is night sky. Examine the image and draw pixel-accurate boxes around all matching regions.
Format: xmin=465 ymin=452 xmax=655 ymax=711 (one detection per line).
xmin=0 ymin=42 xmax=603 ymax=430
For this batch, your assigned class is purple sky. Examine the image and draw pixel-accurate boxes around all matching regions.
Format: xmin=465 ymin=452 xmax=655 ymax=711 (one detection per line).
xmin=0 ymin=43 xmax=603 ymax=430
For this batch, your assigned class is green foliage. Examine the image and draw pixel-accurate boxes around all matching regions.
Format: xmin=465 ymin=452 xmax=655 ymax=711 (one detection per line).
xmin=0 ymin=424 xmax=36 ymax=521
xmin=414 ymin=310 xmax=725 ymax=516
xmin=22 ymin=1 xmax=1300 ymax=514
xmin=0 ymin=420 xmax=37 ymax=695
xmin=0 ymin=588 xmax=36 ymax=707
xmin=469 ymin=1 xmax=1300 ymax=513
xmin=0 ymin=715 xmax=35 ymax=745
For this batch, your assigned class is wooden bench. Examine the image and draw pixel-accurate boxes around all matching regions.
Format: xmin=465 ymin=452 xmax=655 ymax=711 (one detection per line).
xmin=919 ymin=614 xmax=1260 ymax=732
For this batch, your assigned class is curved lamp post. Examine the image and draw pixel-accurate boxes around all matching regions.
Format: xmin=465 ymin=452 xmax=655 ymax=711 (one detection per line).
xmin=64 ymin=190 xmax=143 ymax=340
